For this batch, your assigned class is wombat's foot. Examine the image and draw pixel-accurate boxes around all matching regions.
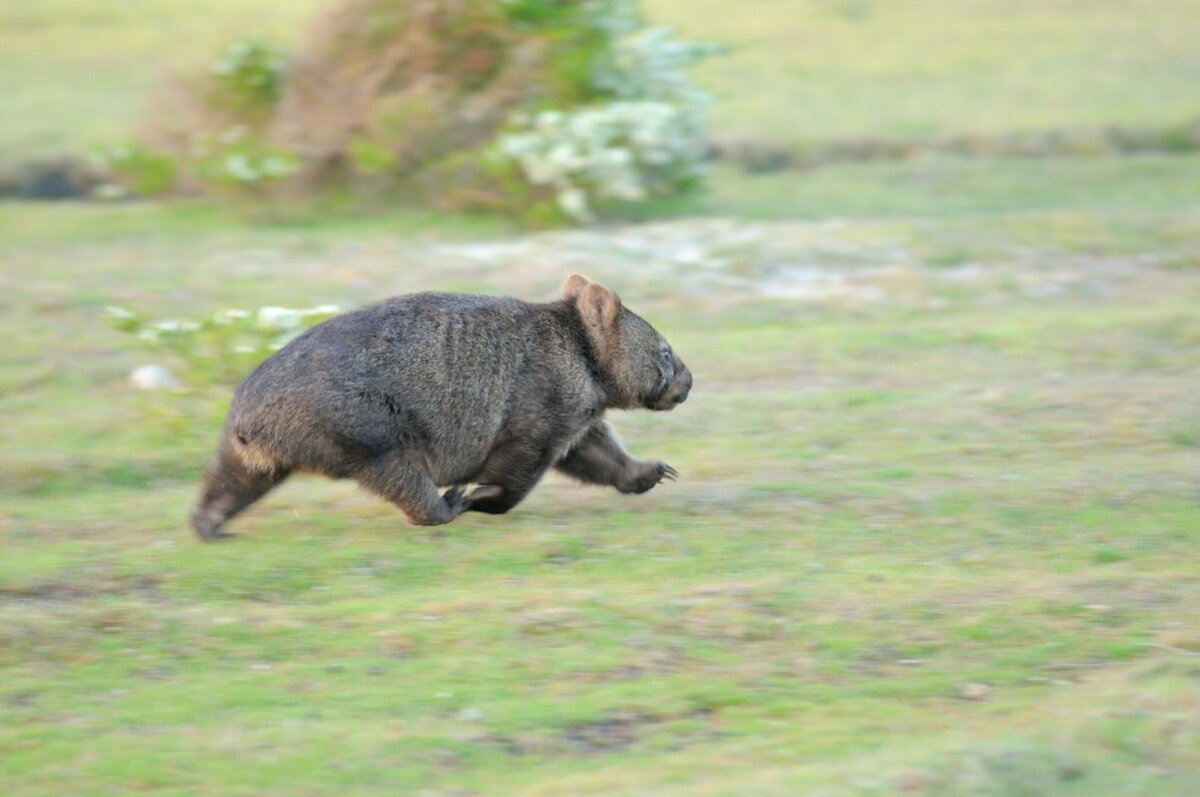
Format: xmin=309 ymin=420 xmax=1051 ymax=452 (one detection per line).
xmin=190 ymin=508 xmax=237 ymax=542
xmin=445 ymin=484 xmax=504 ymax=512
xmin=443 ymin=484 xmax=469 ymax=515
xmin=462 ymin=484 xmax=515 ymax=515
xmin=618 ymin=460 xmax=678 ymax=495
xmin=415 ymin=484 xmax=504 ymax=525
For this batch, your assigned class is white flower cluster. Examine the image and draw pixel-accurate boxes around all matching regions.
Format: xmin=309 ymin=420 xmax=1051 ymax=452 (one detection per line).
xmin=221 ymin=152 xmax=297 ymax=184
xmin=109 ymin=303 xmax=341 ymax=393
xmin=494 ymin=21 xmax=717 ymax=221
xmin=108 ymin=304 xmax=339 ymax=347
xmin=137 ymin=318 xmax=202 ymax=343
xmin=594 ymin=26 xmax=723 ymax=109
xmin=584 ymin=0 xmax=641 ymax=36
xmin=496 ymin=102 xmax=707 ymax=220
xmin=253 ymin=305 xmax=340 ymax=331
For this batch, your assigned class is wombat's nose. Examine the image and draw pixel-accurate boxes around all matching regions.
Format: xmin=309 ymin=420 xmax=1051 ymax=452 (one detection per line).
xmin=673 ymin=369 xmax=693 ymax=402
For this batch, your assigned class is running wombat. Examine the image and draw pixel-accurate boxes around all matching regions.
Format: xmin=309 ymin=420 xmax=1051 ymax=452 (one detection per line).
xmin=190 ymin=274 xmax=692 ymax=539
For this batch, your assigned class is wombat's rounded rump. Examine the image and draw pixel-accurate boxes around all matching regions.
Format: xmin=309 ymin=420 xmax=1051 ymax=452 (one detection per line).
xmin=190 ymin=274 xmax=692 ymax=540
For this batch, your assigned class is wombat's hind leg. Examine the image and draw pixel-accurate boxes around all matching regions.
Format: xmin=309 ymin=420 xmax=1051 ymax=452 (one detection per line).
xmin=191 ymin=442 xmax=292 ymax=541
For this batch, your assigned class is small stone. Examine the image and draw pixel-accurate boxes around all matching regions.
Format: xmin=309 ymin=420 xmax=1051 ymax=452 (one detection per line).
xmin=960 ymin=682 xmax=990 ymax=700
xmin=457 ymin=707 xmax=486 ymax=722
xmin=129 ymin=364 xmax=181 ymax=391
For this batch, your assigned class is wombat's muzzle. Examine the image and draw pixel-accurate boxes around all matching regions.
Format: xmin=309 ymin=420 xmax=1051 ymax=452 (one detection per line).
xmin=651 ymin=364 xmax=693 ymax=410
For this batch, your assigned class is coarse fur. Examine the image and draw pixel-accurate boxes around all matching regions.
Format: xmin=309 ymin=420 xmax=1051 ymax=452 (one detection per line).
xmin=190 ymin=274 xmax=693 ymax=540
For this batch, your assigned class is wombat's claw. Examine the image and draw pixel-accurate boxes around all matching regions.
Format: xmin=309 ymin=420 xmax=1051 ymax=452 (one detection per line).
xmin=621 ymin=461 xmax=678 ymax=494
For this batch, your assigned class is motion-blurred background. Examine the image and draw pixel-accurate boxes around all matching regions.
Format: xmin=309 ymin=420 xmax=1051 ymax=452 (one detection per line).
xmin=2 ymin=1 xmax=1199 ymax=795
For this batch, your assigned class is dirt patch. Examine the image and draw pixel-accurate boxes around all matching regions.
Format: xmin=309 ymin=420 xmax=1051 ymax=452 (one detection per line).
xmin=0 ymin=575 xmax=162 ymax=605
xmin=473 ymin=707 xmax=720 ymax=758
xmin=562 ymin=709 xmax=661 ymax=753
xmin=713 ymin=119 xmax=1200 ymax=173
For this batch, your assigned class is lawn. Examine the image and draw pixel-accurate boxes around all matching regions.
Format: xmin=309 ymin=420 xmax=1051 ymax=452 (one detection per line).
xmin=3 ymin=0 xmax=1200 ymax=162
xmin=3 ymin=0 xmax=1200 ymax=795
xmin=4 ymin=187 xmax=1200 ymax=793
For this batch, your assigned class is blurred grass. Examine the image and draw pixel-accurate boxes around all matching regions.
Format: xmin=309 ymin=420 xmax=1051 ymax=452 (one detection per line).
xmin=0 ymin=0 xmax=322 ymax=162
xmin=638 ymin=154 xmax=1200 ymax=220
xmin=3 ymin=194 xmax=1200 ymax=793
xmin=4 ymin=0 xmax=1200 ymax=163
xmin=654 ymin=0 xmax=1200 ymax=144
xmin=3 ymin=0 xmax=1200 ymax=794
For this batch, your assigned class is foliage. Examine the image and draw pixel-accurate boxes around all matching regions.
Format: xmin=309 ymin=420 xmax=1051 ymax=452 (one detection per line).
xmin=110 ymin=0 xmax=719 ymax=223
xmin=494 ymin=101 xmax=707 ymax=220
xmin=91 ymin=144 xmax=177 ymax=196
xmin=209 ymin=39 xmax=286 ymax=111
xmin=190 ymin=133 xmax=300 ymax=191
xmin=592 ymin=24 xmax=723 ymax=106
xmin=487 ymin=21 xmax=722 ymax=220
xmin=105 ymin=304 xmax=339 ymax=389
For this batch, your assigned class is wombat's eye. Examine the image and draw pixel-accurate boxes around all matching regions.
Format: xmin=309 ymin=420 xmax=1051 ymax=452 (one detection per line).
xmin=660 ymin=345 xmax=672 ymax=362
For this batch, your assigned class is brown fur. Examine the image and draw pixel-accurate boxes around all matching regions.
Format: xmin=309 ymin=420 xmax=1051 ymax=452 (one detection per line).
xmin=189 ymin=274 xmax=692 ymax=540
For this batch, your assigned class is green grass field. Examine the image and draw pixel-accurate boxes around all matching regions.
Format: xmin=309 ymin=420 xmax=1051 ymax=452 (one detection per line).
xmin=3 ymin=0 xmax=1200 ymax=794
xmin=3 ymin=0 xmax=1200 ymax=161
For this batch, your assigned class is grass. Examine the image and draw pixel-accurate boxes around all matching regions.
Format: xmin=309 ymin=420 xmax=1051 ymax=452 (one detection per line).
xmin=3 ymin=0 xmax=1200 ymax=793
xmin=3 ymin=192 xmax=1200 ymax=793
xmin=640 ymin=154 xmax=1200 ymax=220
xmin=0 ymin=0 xmax=321 ymax=162
xmin=654 ymin=0 xmax=1200 ymax=144
xmin=4 ymin=0 xmax=1200 ymax=163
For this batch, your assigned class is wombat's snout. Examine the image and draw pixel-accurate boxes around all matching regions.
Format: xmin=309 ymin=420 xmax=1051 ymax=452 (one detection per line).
xmin=674 ymin=368 xmax=693 ymax=403
xmin=655 ymin=364 xmax=693 ymax=410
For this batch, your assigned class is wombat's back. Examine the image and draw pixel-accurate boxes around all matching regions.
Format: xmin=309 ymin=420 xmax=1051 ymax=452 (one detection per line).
xmin=226 ymin=292 xmax=537 ymax=482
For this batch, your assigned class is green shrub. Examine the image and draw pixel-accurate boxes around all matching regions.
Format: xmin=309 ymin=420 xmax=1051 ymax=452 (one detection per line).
xmin=93 ymin=144 xmax=177 ymax=195
xmin=106 ymin=304 xmax=339 ymax=389
xmin=112 ymin=0 xmax=719 ymax=223
xmin=209 ymin=39 xmax=286 ymax=112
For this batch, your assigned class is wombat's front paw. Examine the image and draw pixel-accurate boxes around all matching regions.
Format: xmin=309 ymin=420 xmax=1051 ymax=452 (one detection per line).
xmin=619 ymin=460 xmax=678 ymax=494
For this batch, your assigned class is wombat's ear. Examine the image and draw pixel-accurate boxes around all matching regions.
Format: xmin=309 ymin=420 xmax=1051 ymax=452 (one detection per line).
xmin=561 ymin=273 xmax=592 ymax=300
xmin=577 ymin=282 xmax=622 ymax=332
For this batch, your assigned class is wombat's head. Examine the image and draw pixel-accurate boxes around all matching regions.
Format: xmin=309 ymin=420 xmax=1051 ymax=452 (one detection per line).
xmin=562 ymin=273 xmax=693 ymax=411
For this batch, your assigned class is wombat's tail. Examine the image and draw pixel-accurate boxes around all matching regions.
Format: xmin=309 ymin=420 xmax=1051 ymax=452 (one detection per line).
xmin=189 ymin=433 xmax=292 ymax=541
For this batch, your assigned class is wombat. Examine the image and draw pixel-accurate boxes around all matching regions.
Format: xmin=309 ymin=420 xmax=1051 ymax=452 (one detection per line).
xmin=190 ymin=274 xmax=692 ymax=540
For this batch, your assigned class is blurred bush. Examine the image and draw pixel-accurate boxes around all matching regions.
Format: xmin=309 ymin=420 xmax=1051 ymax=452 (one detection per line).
xmin=105 ymin=303 xmax=340 ymax=434
xmin=105 ymin=0 xmax=720 ymax=223
xmin=106 ymin=304 xmax=341 ymax=389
